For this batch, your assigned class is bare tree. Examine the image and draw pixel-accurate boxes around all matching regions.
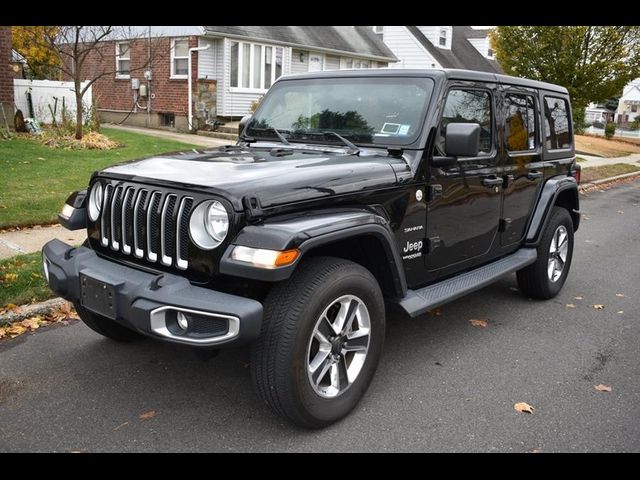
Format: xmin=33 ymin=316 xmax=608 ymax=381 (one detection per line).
xmin=20 ymin=26 xmax=163 ymax=139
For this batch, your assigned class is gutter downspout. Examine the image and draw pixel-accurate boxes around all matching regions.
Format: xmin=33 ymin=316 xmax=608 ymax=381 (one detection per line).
xmin=188 ymin=43 xmax=210 ymax=132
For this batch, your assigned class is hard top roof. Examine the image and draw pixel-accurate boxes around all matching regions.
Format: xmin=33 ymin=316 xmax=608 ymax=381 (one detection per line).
xmin=279 ymin=68 xmax=569 ymax=95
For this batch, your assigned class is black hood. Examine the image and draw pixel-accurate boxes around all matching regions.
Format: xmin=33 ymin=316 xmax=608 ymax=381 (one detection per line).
xmin=99 ymin=146 xmax=406 ymax=211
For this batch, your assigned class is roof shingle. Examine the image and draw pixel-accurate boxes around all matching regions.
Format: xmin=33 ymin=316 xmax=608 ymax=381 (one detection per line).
xmin=203 ymin=26 xmax=396 ymax=61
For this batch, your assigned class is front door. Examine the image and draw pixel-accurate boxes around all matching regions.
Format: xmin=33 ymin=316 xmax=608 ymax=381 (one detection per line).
xmin=500 ymin=88 xmax=545 ymax=246
xmin=425 ymin=84 xmax=502 ymax=273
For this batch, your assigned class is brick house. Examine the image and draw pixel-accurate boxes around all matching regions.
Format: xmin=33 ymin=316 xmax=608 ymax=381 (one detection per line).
xmin=0 ymin=26 xmax=15 ymax=123
xmin=80 ymin=26 xmax=396 ymax=132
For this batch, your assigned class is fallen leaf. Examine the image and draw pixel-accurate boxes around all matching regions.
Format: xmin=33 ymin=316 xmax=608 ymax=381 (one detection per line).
xmin=594 ymin=384 xmax=612 ymax=392
xmin=113 ymin=421 xmax=129 ymax=431
xmin=593 ymin=304 xmax=605 ymax=310
xmin=574 ymin=296 xmax=583 ymax=300
xmin=469 ymin=319 xmax=488 ymax=328
xmin=4 ymin=303 xmax=17 ymax=310
xmin=514 ymin=402 xmax=534 ymax=414
xmin=139 ymin=410 xmax=157 ymax=420
xmin=0 ymin=327 xmax=6 ymax=339
xmin=566 ymin=304 xmax=576 ymax=309
xmin=6 ymin=324 xmax=27 ymax=338
xmin=21 ymin=316 xmax=43 ymax=330
xmin=615 ymin=293 xmax=625 ymax=298
xmin=428 ymin=308 xmax=443 ymax=316
xmin=527 ymin=448 xmax=543 ymax=453
xmin=2 ymin=273 xmax=18 ymax=282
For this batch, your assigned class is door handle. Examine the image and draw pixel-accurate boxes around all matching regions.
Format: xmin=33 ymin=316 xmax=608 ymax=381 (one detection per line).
xmin=527 ymin=171 xmax=543 ymax=180
xmin=482 ymin=176 xmax=502 ymax=187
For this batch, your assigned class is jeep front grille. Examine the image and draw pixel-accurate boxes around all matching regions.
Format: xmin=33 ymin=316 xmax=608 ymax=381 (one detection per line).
xmin=98 ymin=184 xmax=194 ymax=270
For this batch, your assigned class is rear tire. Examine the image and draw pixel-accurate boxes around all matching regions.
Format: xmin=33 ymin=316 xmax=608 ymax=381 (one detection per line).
xmin=251 ymin=256 xmax=385 ymax=428
xmin=517 ymin=206 xmax=574 ymax=299
xmin=73 ymin=302 xmax=146 ymax=342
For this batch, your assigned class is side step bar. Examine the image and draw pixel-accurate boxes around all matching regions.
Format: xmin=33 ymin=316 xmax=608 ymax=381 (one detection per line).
xmin=397 ymin=248 xmax=537 ymax=318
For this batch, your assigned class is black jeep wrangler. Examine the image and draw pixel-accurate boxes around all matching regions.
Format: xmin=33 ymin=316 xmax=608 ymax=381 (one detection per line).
xmin=44 ymin=69 xmax=580 ymax=428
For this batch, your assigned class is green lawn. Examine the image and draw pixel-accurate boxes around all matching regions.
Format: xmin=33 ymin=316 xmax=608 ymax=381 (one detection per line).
xmin=582 ymin=163 xmax=640 ymax=183
xmin=0 ymin=128 xmax=199 ymax=229
xmin=0 ymin=251 xmax=52 ymax=308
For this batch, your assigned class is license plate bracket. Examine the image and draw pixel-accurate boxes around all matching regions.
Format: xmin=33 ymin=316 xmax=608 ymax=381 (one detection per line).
xmin=80 ymin=274 xmax=116 ymax=319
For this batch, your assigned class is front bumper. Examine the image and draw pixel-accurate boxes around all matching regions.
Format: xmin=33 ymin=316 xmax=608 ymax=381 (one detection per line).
xmin=42 ymin=239 xmax=263 ymax=348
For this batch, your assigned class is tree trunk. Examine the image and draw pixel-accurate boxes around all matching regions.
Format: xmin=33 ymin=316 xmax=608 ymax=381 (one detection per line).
xmin=74 ymin=81 xmax=83 ymax=140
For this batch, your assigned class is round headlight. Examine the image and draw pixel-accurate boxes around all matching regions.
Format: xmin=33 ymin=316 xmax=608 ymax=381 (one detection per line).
xmin=189 ymin=200 xmax=229 ymax=250
xmin=88 ymin=183 xmax=103 ymax=221
xmin=205 ymin=201 xmax=229 ymax=242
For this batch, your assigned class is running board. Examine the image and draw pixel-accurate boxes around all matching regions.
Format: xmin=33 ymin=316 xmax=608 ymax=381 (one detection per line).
xmin=397 ymin=248 xmax=537 ymax=318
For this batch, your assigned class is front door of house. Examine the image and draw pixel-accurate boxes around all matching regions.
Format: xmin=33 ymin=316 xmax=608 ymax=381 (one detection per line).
xmin=308 ymin=54 xmax=324 ymax=72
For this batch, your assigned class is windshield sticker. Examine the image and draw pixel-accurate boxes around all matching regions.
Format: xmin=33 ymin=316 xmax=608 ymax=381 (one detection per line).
xmin=381 ymin=123 xmax=401 ymax=135
xmin=398 ymin=125 xmax=410 ymax=135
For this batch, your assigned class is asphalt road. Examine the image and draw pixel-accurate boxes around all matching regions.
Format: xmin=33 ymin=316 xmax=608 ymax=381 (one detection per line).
xmin=1 ymin=181 xmax=639 ymax=452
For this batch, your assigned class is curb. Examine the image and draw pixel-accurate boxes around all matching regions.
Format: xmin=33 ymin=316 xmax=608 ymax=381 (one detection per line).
xmin=579 ymin=170 xmax=640 ymax=191
xmin=0 ymin=298 xmax=67 ymax=326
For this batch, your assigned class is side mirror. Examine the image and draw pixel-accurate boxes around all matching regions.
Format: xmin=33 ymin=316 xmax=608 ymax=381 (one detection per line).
xmin=445 ymin=122 xmax=480 ymax=158
xmin=239 ymin=115 xmax=252 ymax=136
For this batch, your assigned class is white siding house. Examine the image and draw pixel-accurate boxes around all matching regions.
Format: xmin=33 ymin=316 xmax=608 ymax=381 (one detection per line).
xmin=374 ymin=26 xmax=502 ymax=74
xmin=202 ymin=26 xmax=397 ymax=118
xmin=615 ymin=78 xmax=640 ymax=124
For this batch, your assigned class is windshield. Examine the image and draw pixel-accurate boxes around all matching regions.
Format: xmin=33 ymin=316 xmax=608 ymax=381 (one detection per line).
xmin=246 ymin=76 xmax=435 ymax=147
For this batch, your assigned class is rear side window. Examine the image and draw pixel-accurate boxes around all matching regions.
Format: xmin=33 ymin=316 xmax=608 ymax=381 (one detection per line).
xmin=543 ymin=96 xmax=571 ymax=150
xmin=505 ymin=94 xmax=537 ymax=151
xmin=438 ymin=89 xmax=493 ymax=155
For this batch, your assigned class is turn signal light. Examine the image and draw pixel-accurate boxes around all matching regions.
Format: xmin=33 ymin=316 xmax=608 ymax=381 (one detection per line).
xmin=275 ymin=249 xmax=300 ymax=266
xmin=231 ymin=246 xmax=301 ymax=269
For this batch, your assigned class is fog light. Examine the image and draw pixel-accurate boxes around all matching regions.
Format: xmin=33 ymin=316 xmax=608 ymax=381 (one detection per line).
xmin=176 ymin=311 xmax=189 ymax=331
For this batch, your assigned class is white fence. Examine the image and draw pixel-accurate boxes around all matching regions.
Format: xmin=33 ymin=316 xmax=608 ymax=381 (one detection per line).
xmin=13 ymin=79 xmax=92 ymax=124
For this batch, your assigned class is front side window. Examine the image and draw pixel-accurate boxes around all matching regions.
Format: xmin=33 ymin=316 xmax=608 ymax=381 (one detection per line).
xmin=172 ymin=39 xmax=189 ymax=77
xmin=437 ymin=89 xmax=493 ymax=155
xmin=505 ymin=93 xmax=537 ymax=151
xmin=544 ymin=96 xmax=572 ymax=150
xmin=230 ymin=41 xmax=284 ymax=90
xmin=116 ymin=42 xmax=130 ymax=78
xmin=246 ymin=77 xmax=435 ymax=147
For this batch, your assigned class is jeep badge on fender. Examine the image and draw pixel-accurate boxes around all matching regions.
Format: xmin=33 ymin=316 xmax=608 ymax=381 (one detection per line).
xmin=45 ymin=69 xmax=580 ymax=428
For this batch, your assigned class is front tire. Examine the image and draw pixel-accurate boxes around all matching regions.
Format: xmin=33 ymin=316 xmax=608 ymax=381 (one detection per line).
xmin=517 ymin=206 xmax=574 ymax=299
xmin=251 ymin=256 xmax=385 ymax=428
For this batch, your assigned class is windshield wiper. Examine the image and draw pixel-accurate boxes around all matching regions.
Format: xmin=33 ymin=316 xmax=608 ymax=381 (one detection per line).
xmin=244 ymin=124 xmax=290 ymax=145
xmin=269 ymin=127 xmax=290 ymax=145
xmin=322 ymin=131 xmax=360 ymax=155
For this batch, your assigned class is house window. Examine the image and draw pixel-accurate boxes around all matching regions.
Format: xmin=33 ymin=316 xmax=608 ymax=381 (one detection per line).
xmin=171 ymin=39 xmax=189 ymax=78
xmin=116 ymin=42 xmax=130 ymax=78
xmin=439 ymin=29 xmax=447 ymax=47
xmin=487 ymin=48 xmax=494 ymax=58
xmin=230 ymin=40 xmax=284 ymax=91
xmin=341 ymin=58 xmax=371 ymax=70
xmin=632 ymin=104 xmax=638 ymax=113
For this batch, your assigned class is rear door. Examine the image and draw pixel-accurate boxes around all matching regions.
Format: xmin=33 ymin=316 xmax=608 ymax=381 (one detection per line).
xmin=425 ymin=82 xmax=502 ymax=273
xmin=500 ymin=87 xmax=545 ymax=246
